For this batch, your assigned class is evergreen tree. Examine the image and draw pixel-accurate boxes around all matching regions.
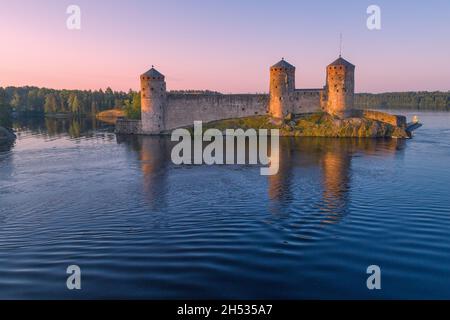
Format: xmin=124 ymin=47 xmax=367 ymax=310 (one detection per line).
xmin=44 ymin=94 xmax=58 ymax=113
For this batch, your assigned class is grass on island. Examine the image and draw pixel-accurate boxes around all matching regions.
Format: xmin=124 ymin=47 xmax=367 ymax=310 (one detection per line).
xmin=203 ymin=115 xmax=277 ymax=131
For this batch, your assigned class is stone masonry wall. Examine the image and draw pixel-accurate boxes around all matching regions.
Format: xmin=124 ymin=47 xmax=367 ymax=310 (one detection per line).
xmin=115 ymin=119 xmax=143 ymax=134
xmin=162 ymin=90 xmax=323 ymax=131
xmin=164 ymin=93 xmax=270 ymax=130
xmin=269 ymin=67 xmax=296 ymax=118
xmin=326 ymin=65 xmax=354 ymax=117
xmin=291 ymin=89 xmax=324 ymax=114
xmin=352 ymin=109 xmax=407 ymax=128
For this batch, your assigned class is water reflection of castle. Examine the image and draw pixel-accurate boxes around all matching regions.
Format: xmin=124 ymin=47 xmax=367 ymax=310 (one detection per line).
xmin=268 ymin=138 xmax=405 ymax=223
xmin=117 ymin=135 xmax=405 ymax=223
xmin=116 ymin=135 xmax=170 ymax=209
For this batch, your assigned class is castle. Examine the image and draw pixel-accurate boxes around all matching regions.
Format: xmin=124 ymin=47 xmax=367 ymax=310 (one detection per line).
xmin=120 ymin=56 xmax=356 ymax=134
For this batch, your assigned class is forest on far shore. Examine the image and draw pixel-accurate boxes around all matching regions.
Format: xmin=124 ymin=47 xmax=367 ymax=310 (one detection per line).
xmin=355 ymin=91 xmax=449 ymax=110
xmin=1 ymin=86 xmax=449 ymax=128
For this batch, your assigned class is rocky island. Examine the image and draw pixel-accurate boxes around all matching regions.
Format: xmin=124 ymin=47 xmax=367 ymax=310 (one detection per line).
xmin=200 ymin=110 xmax=411 ymax=138
xmin=96 ymin=109 xmax=125 ymax=125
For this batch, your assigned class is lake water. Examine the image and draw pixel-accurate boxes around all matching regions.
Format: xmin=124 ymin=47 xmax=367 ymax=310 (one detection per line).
xmin=1 ymin=111 xmax=450 ymax=299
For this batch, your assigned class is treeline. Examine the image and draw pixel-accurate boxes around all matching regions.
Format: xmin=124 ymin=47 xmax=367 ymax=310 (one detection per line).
xmin=355 ymin=92 xmax=450 ymax=110
xmin=0 ymin=87 xmax=226 ymax=125
xmin=0 ymin=86 xmax=137 ymax=118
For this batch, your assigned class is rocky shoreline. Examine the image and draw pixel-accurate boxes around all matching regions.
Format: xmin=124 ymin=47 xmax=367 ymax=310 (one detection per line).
xmin=0 ymin=126 xmax=16 ymax=146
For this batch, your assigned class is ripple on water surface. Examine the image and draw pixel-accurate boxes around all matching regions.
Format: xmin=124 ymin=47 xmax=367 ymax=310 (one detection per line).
xmin=1 ymin=114 xmax=450 ymax=299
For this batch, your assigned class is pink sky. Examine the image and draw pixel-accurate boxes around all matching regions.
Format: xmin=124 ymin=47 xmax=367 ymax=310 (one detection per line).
xmin=1 ymin=0 xmax=449 ymax=93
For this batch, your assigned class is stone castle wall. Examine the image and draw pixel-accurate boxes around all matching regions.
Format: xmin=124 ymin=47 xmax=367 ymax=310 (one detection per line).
xmin=118 ymin=90 xmax=323 ymax=134
xmin=291 ymin=89 xmax=324 ymax=114
xmin=351 ymin=109 xmax=407 ymax=128
xmin=164 ymin=93 xmax=270 ymax=130
xmin=163 ymin=90 xmax=323 ymax=131
xmin=115 ymin=119 xmax=143 ymax=134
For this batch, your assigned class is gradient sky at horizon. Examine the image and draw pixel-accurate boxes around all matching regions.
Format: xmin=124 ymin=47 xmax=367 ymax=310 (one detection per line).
xmin=1 ymin=0 xmax=449 ymax=93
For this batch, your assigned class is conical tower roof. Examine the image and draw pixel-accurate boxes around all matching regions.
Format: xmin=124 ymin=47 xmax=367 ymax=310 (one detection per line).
xmin=271 ymin=58 xmax=295 ymax=69
xmin=328 ymin=56 xmax=355 ymax=68
xmin=141 ymin=67 xmax=165 ymax=78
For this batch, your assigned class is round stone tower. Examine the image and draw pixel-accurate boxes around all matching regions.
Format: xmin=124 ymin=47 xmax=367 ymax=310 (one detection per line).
xmin=140 ymin=67 xmax=167 ymax=134
xmin=325 ymin=56 xmax=355 ymax=118
xmin=269 ymin=59 xmax=296 ymax=119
